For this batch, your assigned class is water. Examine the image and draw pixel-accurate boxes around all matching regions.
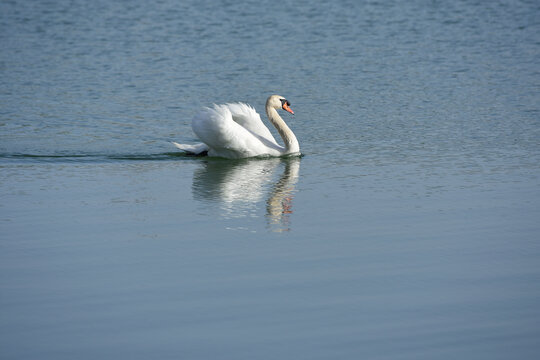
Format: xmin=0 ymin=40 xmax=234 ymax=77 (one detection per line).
xmin=1 ymin=0 xmax=540 ymax=358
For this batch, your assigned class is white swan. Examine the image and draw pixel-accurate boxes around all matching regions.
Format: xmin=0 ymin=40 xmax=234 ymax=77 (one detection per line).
xmin=173 ymin=94 xmax=299 ymax=159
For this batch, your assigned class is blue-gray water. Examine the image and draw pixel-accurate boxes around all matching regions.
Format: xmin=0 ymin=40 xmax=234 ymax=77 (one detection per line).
xmin=1 ymin=0 xmax=540 ymax=359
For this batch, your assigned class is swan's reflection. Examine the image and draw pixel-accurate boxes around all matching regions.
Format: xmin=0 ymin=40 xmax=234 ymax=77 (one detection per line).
xmin=192 ymin=157 xmax=301 ymax=232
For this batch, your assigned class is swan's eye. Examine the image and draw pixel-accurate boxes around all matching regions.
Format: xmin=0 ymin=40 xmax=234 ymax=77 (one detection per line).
xmin=280 ymin=99 xmax=291 ymax=107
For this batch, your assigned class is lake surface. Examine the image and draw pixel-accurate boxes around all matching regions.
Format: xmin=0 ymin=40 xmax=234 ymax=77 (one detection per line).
xmin=1 ymin=0 xmax=539 ymax=359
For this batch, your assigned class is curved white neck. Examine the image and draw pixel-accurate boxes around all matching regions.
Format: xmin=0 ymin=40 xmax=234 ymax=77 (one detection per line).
xmin=266 ymin=106 xmax=299 ymax=154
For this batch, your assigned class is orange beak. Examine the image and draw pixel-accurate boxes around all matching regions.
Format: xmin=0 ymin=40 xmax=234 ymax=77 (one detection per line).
xmin=282 ymin=103 xmax=294 ymax=115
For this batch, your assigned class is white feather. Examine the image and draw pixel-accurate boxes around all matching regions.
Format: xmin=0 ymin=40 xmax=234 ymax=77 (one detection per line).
xmin=172 ymin=141 xmax=208 ymax=154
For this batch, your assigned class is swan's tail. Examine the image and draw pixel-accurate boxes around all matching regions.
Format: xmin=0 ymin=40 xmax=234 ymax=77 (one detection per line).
xmin=172 ymin=142 xmax=209 ymax=156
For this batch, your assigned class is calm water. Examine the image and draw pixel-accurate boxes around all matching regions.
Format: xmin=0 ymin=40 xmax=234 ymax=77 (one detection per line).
xmin=1 ymin=0 xmax=540 ymax=358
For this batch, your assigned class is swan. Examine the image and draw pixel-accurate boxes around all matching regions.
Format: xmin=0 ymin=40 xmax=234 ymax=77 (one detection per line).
xmin=173 ymin=94 xmax=299 ymax=159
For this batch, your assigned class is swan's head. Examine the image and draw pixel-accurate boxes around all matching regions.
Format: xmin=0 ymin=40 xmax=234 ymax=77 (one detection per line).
xmin=267 ymin=95 xmax=294 ymax=115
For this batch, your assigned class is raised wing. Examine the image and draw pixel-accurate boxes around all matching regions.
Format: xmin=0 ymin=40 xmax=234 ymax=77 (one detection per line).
xmin=192 ymin=104 xmax=283 ymax=158
xmin=224 ymin=102 xmax=278 ymax=144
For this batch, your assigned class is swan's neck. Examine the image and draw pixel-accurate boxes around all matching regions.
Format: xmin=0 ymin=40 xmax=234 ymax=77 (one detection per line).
xmin=266 ymin=107 xmax=299 ymax=154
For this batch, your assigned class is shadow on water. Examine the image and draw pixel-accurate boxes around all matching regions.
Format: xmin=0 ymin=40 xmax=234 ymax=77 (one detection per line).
xmin=191 ymin=156 xmax=301 ymax=232
xmin=1 ymin=151 xmax=301 ymax=232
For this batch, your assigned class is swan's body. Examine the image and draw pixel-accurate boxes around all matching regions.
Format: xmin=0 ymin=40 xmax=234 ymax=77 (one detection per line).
xmin=173 ymin=95 xmax=299 ymax=159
